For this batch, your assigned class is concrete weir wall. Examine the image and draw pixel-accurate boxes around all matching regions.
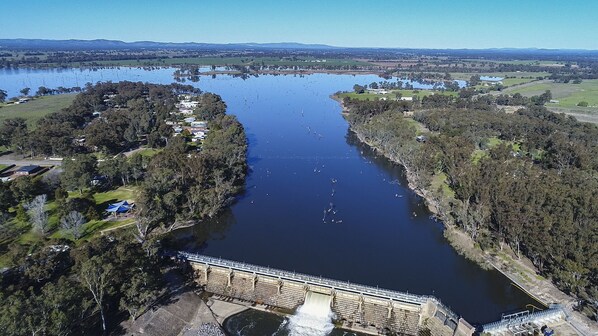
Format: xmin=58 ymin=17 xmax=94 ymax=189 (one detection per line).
xmin=181 ymin=253 xmax=474 ymax=336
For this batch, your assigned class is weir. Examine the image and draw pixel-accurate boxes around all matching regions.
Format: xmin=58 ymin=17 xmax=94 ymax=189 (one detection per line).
xmin=288 ymin=291 xmax=335 ymax=335
xmin=176 ymin=251 xmax=475 ymax=336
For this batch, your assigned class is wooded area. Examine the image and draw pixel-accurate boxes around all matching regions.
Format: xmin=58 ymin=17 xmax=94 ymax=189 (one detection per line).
xmin=0 ymin=82 xmax=248 ymax=334
xmin=343 ymin=93 xmax=598 ymax=320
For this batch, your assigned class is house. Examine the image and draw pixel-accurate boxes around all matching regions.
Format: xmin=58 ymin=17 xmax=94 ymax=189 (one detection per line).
xmin=14 ymin=165 xmax=43 ymax=176
xmin=400 ymin=96 xmax=414 ymax=101
xmin=183 ymin=117 xmax=196 ymax=123
xmin=190 ymin=121 xmax=207 ymax=128
xmin=187 ymin=126 xmax=208 ymax=134
xmin=368 ymin=89 xmax=389 ymax=95
xmin=179 ymin=108 xmax=194 ymax=115
xmin=180 ymin=101 xmax=199 ymax=109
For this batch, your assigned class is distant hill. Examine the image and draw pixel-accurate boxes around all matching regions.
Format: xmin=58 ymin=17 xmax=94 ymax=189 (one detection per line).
xmin=0 ymin=39 xmax=597 ymax=59
xmin=0 ymin=39 xmax=340 ymax=50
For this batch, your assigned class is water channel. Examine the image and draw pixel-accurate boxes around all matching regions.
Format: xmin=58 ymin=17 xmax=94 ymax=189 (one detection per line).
xmin=0 ymin=68 xmax=541 ymax=332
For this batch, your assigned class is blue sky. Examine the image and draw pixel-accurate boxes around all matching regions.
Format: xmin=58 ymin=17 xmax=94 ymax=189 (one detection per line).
xmin=1 ymin=0 xmax=597 ymax=49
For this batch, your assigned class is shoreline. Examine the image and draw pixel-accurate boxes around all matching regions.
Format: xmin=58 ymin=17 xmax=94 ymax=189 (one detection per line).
xmin=333 ymin=96 xmax=597 ymax=335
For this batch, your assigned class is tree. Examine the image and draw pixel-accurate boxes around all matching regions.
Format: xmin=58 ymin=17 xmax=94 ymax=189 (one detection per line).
xmin=0 ymin=118 xmax=29 ymax=153
xmin=36 ymin=86 xmax=51 ymax=96
xmin=0 ymin=182 xmax=14 ymax=212
xmin=61 ymin=154 xmax=98 ymax=194
xmin=25 ymin=194 xmax=49 ymax=235
xmin=98 ymin=154 xmax=129 ymax=186
xmin=119 ymin=271 xmax=161 ymax=321
xmin=0 ymin=89 xmax=7 ymax=103
xmin=469 ymin=75 xmax=480 ymax=86
xmin=194 ymin=93 xmax=227 ymax=121
xmin=80 ymin=256 xmax=113 ymax=332
xmin=353 ymin=84 xmax=365 ymax=94
xmin=531 ymin=90 xmax=552 ymax=105
xmin=60 ymin=211 xmax=86 ymax=239
xmin=20 ymin=87 xmax=30 ymax=96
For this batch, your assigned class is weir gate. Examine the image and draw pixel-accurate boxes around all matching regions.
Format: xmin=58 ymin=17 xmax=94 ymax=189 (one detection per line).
xmin=177 ymin=252 xmax=475 ymax=336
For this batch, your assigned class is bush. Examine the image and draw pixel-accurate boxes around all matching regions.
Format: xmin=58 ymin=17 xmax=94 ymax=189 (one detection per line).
xmin=577 ymin=101 xmax=589 ymax=107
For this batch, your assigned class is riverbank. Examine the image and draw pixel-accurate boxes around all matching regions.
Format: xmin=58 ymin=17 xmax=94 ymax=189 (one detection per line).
xmin=334 ymin=96 xmax=598 ymax=335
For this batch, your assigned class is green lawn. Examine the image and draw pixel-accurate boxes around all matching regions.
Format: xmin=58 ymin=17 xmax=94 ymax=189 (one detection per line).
xmin=0 ymin=94 xmax=76 ymax=128
xmin=93 ymin=186 xmax=136 ymax=206
xmin=136 ymin=148 xmax=162 ymax=157
xmin=6 ymin=186 xmax=137 ymax=249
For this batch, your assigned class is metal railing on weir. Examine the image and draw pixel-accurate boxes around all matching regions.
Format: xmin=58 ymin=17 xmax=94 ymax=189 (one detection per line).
xmin=176 ymin=251 xmax=454 ymax=310
xmin=481 ymin=306 xmax=566 ymax=334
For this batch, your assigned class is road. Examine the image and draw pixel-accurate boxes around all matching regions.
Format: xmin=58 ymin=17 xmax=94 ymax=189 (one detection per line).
xmin=0 ymin=158 xmax=62 ymax=166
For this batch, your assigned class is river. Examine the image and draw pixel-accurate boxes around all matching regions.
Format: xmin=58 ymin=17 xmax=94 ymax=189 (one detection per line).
xmin=0 ymin=68 xmax=540 ymax=330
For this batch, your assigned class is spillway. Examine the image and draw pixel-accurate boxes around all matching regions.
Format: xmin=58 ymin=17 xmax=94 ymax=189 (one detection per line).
xmin=288 ymin=291 xmax=335 ymax=336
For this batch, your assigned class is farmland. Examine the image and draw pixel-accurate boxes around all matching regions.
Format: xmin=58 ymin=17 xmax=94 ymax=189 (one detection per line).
xmin=71 ymin=56 xmax=374 ymax=68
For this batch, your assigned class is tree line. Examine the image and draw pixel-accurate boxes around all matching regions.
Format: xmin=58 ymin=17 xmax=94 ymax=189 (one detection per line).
xmin=342 ymin=93 xmax=598 ymax=320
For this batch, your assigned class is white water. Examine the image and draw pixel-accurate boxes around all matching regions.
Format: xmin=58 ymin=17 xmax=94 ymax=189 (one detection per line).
xmin=287 ymin=292 xmax=335 ymax=336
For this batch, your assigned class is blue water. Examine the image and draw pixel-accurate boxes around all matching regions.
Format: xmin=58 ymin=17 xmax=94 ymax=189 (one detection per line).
xmin=0 ymin=68 xmax=538 ymax=325
xmin=480 ymin=76 xmax=504 ymax=81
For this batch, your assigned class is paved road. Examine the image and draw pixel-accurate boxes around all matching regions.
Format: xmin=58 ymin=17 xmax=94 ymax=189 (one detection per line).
xmin=0 ymin=159 xmax=62 ymax=166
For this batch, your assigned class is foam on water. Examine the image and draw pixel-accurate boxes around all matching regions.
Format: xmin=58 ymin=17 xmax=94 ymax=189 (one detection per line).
xmin=287 ymin=292 xmax=335 ymax=336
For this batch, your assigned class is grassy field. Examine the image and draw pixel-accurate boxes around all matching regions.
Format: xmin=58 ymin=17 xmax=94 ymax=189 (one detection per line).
xmin=462 ymin=59 xmax=568 ymax=66
xmin=505 ymin=79 xmax=598 ymax=108
xmin=501 ymin=77 xmax=540 ymax=87
xmin=0 ymin=94 xmax=76 ymax=128
xmin=78 ymin=56 xmax=373 ymax=68
xmin=338 ymin=89 xmax=457 ymax=101
xmin=450 ymin=72 xmax=549 ymax=88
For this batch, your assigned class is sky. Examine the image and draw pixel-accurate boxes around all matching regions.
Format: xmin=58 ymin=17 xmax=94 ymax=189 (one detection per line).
xmin=1 ymin=0 xmax=597 ymax=49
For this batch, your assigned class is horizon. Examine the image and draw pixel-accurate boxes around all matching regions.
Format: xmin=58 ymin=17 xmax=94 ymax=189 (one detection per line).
xmin=3 ymin=38 xmax=598 ymax=52
xmin=2 ymin=0 xmax=598 ymax=50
